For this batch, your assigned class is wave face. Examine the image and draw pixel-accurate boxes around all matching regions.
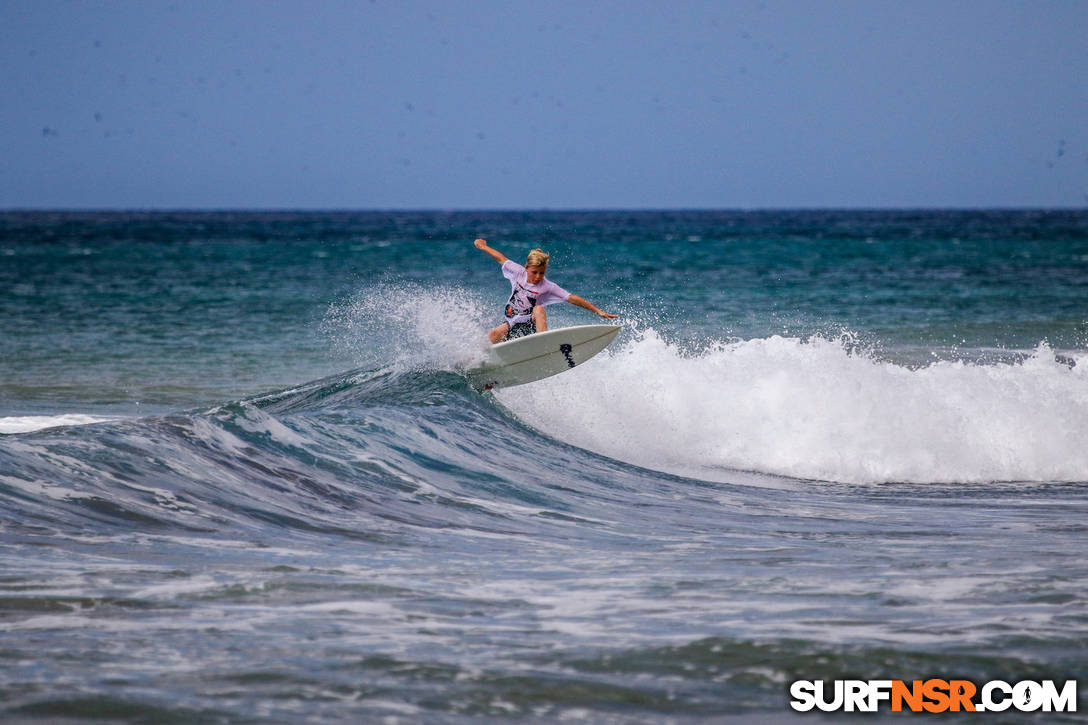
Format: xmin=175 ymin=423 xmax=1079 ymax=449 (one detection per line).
xmin=3 ymin=211 xmax=1088 ymax=723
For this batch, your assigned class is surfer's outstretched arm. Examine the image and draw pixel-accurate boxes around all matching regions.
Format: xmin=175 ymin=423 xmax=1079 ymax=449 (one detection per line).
xmin=474 ymin=238 xmax=508 ymax=265
xmin=568 ymin=294 xmax=618 ymax=319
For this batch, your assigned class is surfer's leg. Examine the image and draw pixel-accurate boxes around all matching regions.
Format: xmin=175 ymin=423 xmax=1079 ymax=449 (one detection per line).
xmin=532 ymin=305 xmax=547 ymax=332
xmin=488 ymin=322 xmax=510 ymax=344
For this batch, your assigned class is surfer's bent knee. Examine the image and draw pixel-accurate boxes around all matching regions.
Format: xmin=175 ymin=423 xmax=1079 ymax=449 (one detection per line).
xmin=532 ymin=305 xmax=547 ymax=332
xmin=489 ymin=322 xmax=510 ymax=344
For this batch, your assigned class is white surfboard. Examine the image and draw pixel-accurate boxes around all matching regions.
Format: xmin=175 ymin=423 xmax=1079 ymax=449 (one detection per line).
xmin=466 ymin=324 xmax=621 ymax=390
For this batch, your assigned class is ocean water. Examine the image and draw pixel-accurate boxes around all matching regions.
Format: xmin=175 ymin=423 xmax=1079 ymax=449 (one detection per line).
xmin=1 ymin=210 xmax=1087 ymax=723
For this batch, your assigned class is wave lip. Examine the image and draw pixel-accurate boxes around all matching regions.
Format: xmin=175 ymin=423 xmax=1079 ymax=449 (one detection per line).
xmin=498 ymin=330 xmax=1088 ymax=485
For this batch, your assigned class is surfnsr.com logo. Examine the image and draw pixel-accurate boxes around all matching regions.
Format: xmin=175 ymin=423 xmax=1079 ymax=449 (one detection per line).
xmin=789 ymin=679 xmax=1077 ymax=713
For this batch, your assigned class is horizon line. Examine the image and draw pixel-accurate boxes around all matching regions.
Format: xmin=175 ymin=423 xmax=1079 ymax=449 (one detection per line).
xmin=3 ymin=205 xmax=1086 ymax=214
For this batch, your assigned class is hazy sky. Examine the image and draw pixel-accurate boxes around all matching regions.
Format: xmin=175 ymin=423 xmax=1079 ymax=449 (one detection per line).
xmin=2 ymin=0 xmax=1085 ymax=209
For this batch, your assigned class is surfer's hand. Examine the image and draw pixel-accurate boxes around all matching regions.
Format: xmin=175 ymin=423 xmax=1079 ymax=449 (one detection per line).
xmin=476 ymin=240 xmax=508 ymax=265
xmin=598 ymin=311 xmax=619 ymax=319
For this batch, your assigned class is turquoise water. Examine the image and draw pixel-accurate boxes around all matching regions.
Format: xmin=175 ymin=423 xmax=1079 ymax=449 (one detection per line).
xmin=1 ymin=211 xmax=1087 ymax=722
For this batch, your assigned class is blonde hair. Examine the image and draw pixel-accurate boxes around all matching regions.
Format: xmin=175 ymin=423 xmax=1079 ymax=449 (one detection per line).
xmin=525 ymin=249 xmax=549 ymax=268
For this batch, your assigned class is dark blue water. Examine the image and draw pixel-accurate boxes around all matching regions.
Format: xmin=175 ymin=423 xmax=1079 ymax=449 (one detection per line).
xmin=2 ymin=211 xmax=1087 ymax=723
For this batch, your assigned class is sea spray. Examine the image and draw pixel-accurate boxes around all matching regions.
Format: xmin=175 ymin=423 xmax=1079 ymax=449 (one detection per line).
xmin=322 ymin=281 xmax=494 ymax=372
xmin=497 ymin=330 xmax=1088 ymax=485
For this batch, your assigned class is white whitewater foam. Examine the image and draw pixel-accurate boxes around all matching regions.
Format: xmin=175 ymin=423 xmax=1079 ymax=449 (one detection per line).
xmin=0 ymin=414 xmax=122 ymax=435
xmin=497 ymin=330 xmax=1088 ymax=485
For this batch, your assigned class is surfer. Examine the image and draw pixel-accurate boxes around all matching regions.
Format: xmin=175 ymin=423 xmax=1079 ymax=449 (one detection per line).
xmin=475 ymin=238 xmax=617 ymax=343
